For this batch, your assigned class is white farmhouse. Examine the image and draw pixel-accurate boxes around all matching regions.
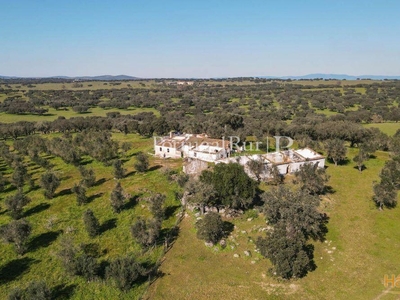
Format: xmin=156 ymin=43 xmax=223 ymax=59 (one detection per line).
xmin=154 ymin=133 xmax=230 ymax=161
xmin=154 ymin=133 xmax=325 ymax=181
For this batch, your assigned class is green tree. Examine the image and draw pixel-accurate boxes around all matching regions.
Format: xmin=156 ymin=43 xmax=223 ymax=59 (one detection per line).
xmin=131 ymin=217 xmax=161 ymax=248
xmin=8 ymin=281 xmax=51 ymax=300
xmin=147 ymin=193 xmax=166 ymax=221
xmin=5 ymin=191 xmax=31 ymax=219
xmin=0 ymin=219 xmax=32 ymax=255
xmin=74 ymin=254 xmax=99 ymax=281
xmin=12 ymin=162 xmax=32 ymax=191
xmin=200 ymin=163 xmax=258 ymax=209
xmin=185 ymin=180 xmax=217 ymax=214
xmin=256 ymin=223 xmax=313 ymax=279
xmin=262 ymin=187 xmax=327 ymax=241
xmin=78 ymin=166 xmax=96 ymax=188
xmin=113 ymin=159 xmax=126 ymax=179
xmin=196 ymin=212 xmax=225 ymax=245
xmin=269 ymin=164 xmax=283 ymax=185
xmin=25 ymin=281 xmax=52 ymax=300
xmin=134 ymin=152 xmax=149 ymax=172
xmin=110 ymin=182 xmax=125 ymax=213
xmin=324 ymin=139 xmax=347 ymax=166
xmin=257 ymin=186 xmax=328 ymax=279
xmin=353 ymin=146 xmax=370 ymax=173
xmin=56 ymin=237 xmax=99 ymax=281
xmin=0 ymin=171 xmax=5 ymax=192
xmin=121 ymin=142 xmax=132 ymax=155
xmin=372 ymin=156 xmax=400 ymax=209
xmin=8 ymin=287 xmax=24 ymax=300
xmin=294 ymin=163 xmax=329 ymax=195
xmin=246 ymin=157 xmax=265 ymax=182
xmin=83 ymin=209 xmax=100 ymax=238
xmin=373 ymin=181 xmax=397 ymax=210
xmin=106 ymin=256 xmax=145 ymax=291
xmin=40 ymin=171 xmax=60 ymax=199
xmin=72 ymin=183 xmax=88 ymax=205
xmin=57 ymin=237 xmax=80 ymax=275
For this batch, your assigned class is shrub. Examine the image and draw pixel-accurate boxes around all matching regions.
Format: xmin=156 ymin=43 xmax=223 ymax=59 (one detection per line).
xmin=83 ymin=209 xmax=100 ymax=238
xmin=196 ymin=212 xmax=224 ymax=245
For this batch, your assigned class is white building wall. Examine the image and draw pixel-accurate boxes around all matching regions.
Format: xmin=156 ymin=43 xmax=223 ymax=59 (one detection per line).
xmin=188 ymin=150 xmax=219 ymax=162
xmin=276 ymin=164 xmax=290 ymax=175
xmin=313 ymin=159 xmax=325 ymax=168
xmin=288 ymin=162 xmax=304 ymax=173
xmin=155 ymin=146 xmax=180 ymax=159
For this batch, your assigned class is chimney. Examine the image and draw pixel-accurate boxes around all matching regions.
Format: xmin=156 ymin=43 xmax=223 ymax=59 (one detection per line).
xmin=170 ymin=131 xmax=173 ymax=138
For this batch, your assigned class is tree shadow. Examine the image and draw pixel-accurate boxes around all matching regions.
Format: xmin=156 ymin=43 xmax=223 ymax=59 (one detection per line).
xmin=0 ymin=257 xmax=37 ymax=284
xmin=100 ymin=218 xmax=117 ymax=234
xmin=324 ymin=185 xmax=336 ymax=194
xmin=56 ymin=188 xmax=72 ymax=197
xmin=93 ymin=178 xmax=107 ymax=187
xmin=125 ymin=170 xmax=136 ymax=177
xmin=28 ymin=230 xmax=62 ymax=252
xmin=123 ymin=195 xmax=140 ymax=211
xmin=28 ymin=184 xmax=41 ymax=192
xmin=164 ymin=205 xmax=181 ymax=220
xmin=138 ymin=260 xmax=165 ymax=285
xmin=333 ymin=158 xmax=351 ymax=166
xmin=23 ymin=203 xmax=50 ymax=218
xmin=303 ymin=243 xmax=317 ymax=276
xmin=120 ymin=157 xmax=130 ymax=163
xmin=80 ymin=158 xmax=94 ymax=166
xmin=148 ymin=165 xmax=162 ymax=172
xmin=353 ymin=165 xmax=366 ymax=172
xmin=51 ymin=283 xmax=77 ymax=300
xmin=2 ymin=185 xmax=16 ymax=193
xmin=159 ymin=226 xmax=180 ymax=250
xmin=98 ymin=260 xmax=110 ymax=280
xmin=87 ymin=192 xmax=104 ymax=204
xmin=222 ymin=221 xmax=235 ymax=237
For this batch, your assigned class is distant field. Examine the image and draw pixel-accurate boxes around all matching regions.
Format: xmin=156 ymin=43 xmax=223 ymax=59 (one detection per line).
xmin=0 ymin=80 xmax=160 ymax=91
xmin=290 ymin=79 xmax=381 ymax=87
xmin=146 ymin=149 xmax=400 ymax=300
xmin=364 ymin=123 xmax=400 ymax=136
xmin=0 ymin=107 xmax=160 ymax=123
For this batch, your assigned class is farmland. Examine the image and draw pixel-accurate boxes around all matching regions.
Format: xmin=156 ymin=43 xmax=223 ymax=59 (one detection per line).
xmin=0 ymin=78 xmax=400 ymax=299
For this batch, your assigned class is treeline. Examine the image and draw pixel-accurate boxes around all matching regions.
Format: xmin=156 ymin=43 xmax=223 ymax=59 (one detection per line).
xmin=2 ymin=80 xmax=400 ymax=123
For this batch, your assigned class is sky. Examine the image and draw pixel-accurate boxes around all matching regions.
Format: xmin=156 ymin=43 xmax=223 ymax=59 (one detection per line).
xmin=0 ymin=0 xmax=399 ymax=78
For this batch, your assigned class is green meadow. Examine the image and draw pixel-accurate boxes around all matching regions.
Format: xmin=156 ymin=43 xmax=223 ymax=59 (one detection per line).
xmin=0 ymin=107 xmax=159 ymax=123
xmin=146 ymin=149 xmax=400 ymax=300
xmin=0 ymin=134 xmax=182 ymax=299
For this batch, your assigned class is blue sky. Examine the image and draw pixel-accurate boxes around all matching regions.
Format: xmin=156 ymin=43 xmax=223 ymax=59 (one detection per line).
xmin=0 ymin=0 xmax=399 ymax=78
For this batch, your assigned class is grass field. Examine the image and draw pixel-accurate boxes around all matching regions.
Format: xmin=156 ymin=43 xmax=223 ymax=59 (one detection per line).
xmin=1 ymin=79 xmax=399 ymax=299
xmin=0 ymin=133 xmax=182 ymax=299
xmin=364 ymin=123 xmax=400 ymax=136
xmin=0 ymin=107 xmax=160 ymax=123
xmin=0 ymin=81 xmax=161 ymax=91
xmin=146 ymin=149 xmax=400 ymax=300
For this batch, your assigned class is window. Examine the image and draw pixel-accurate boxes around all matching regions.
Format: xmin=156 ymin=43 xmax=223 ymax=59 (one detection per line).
xmin=167 ymin=148 xmax=170 ymax=153
xmin=194 ymin=152 xmax=197 ymax=157
xmin=159 ymin=147 xmax=162 ymax=151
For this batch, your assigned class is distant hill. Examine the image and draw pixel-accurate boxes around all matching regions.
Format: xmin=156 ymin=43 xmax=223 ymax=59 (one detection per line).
xmin=257 ymin=74 xmax=400 ymax=80
xmin=0 ymin=75 xmax=139 ymax=80
xmin=1 ymin=74 xmax=400 ymax=81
